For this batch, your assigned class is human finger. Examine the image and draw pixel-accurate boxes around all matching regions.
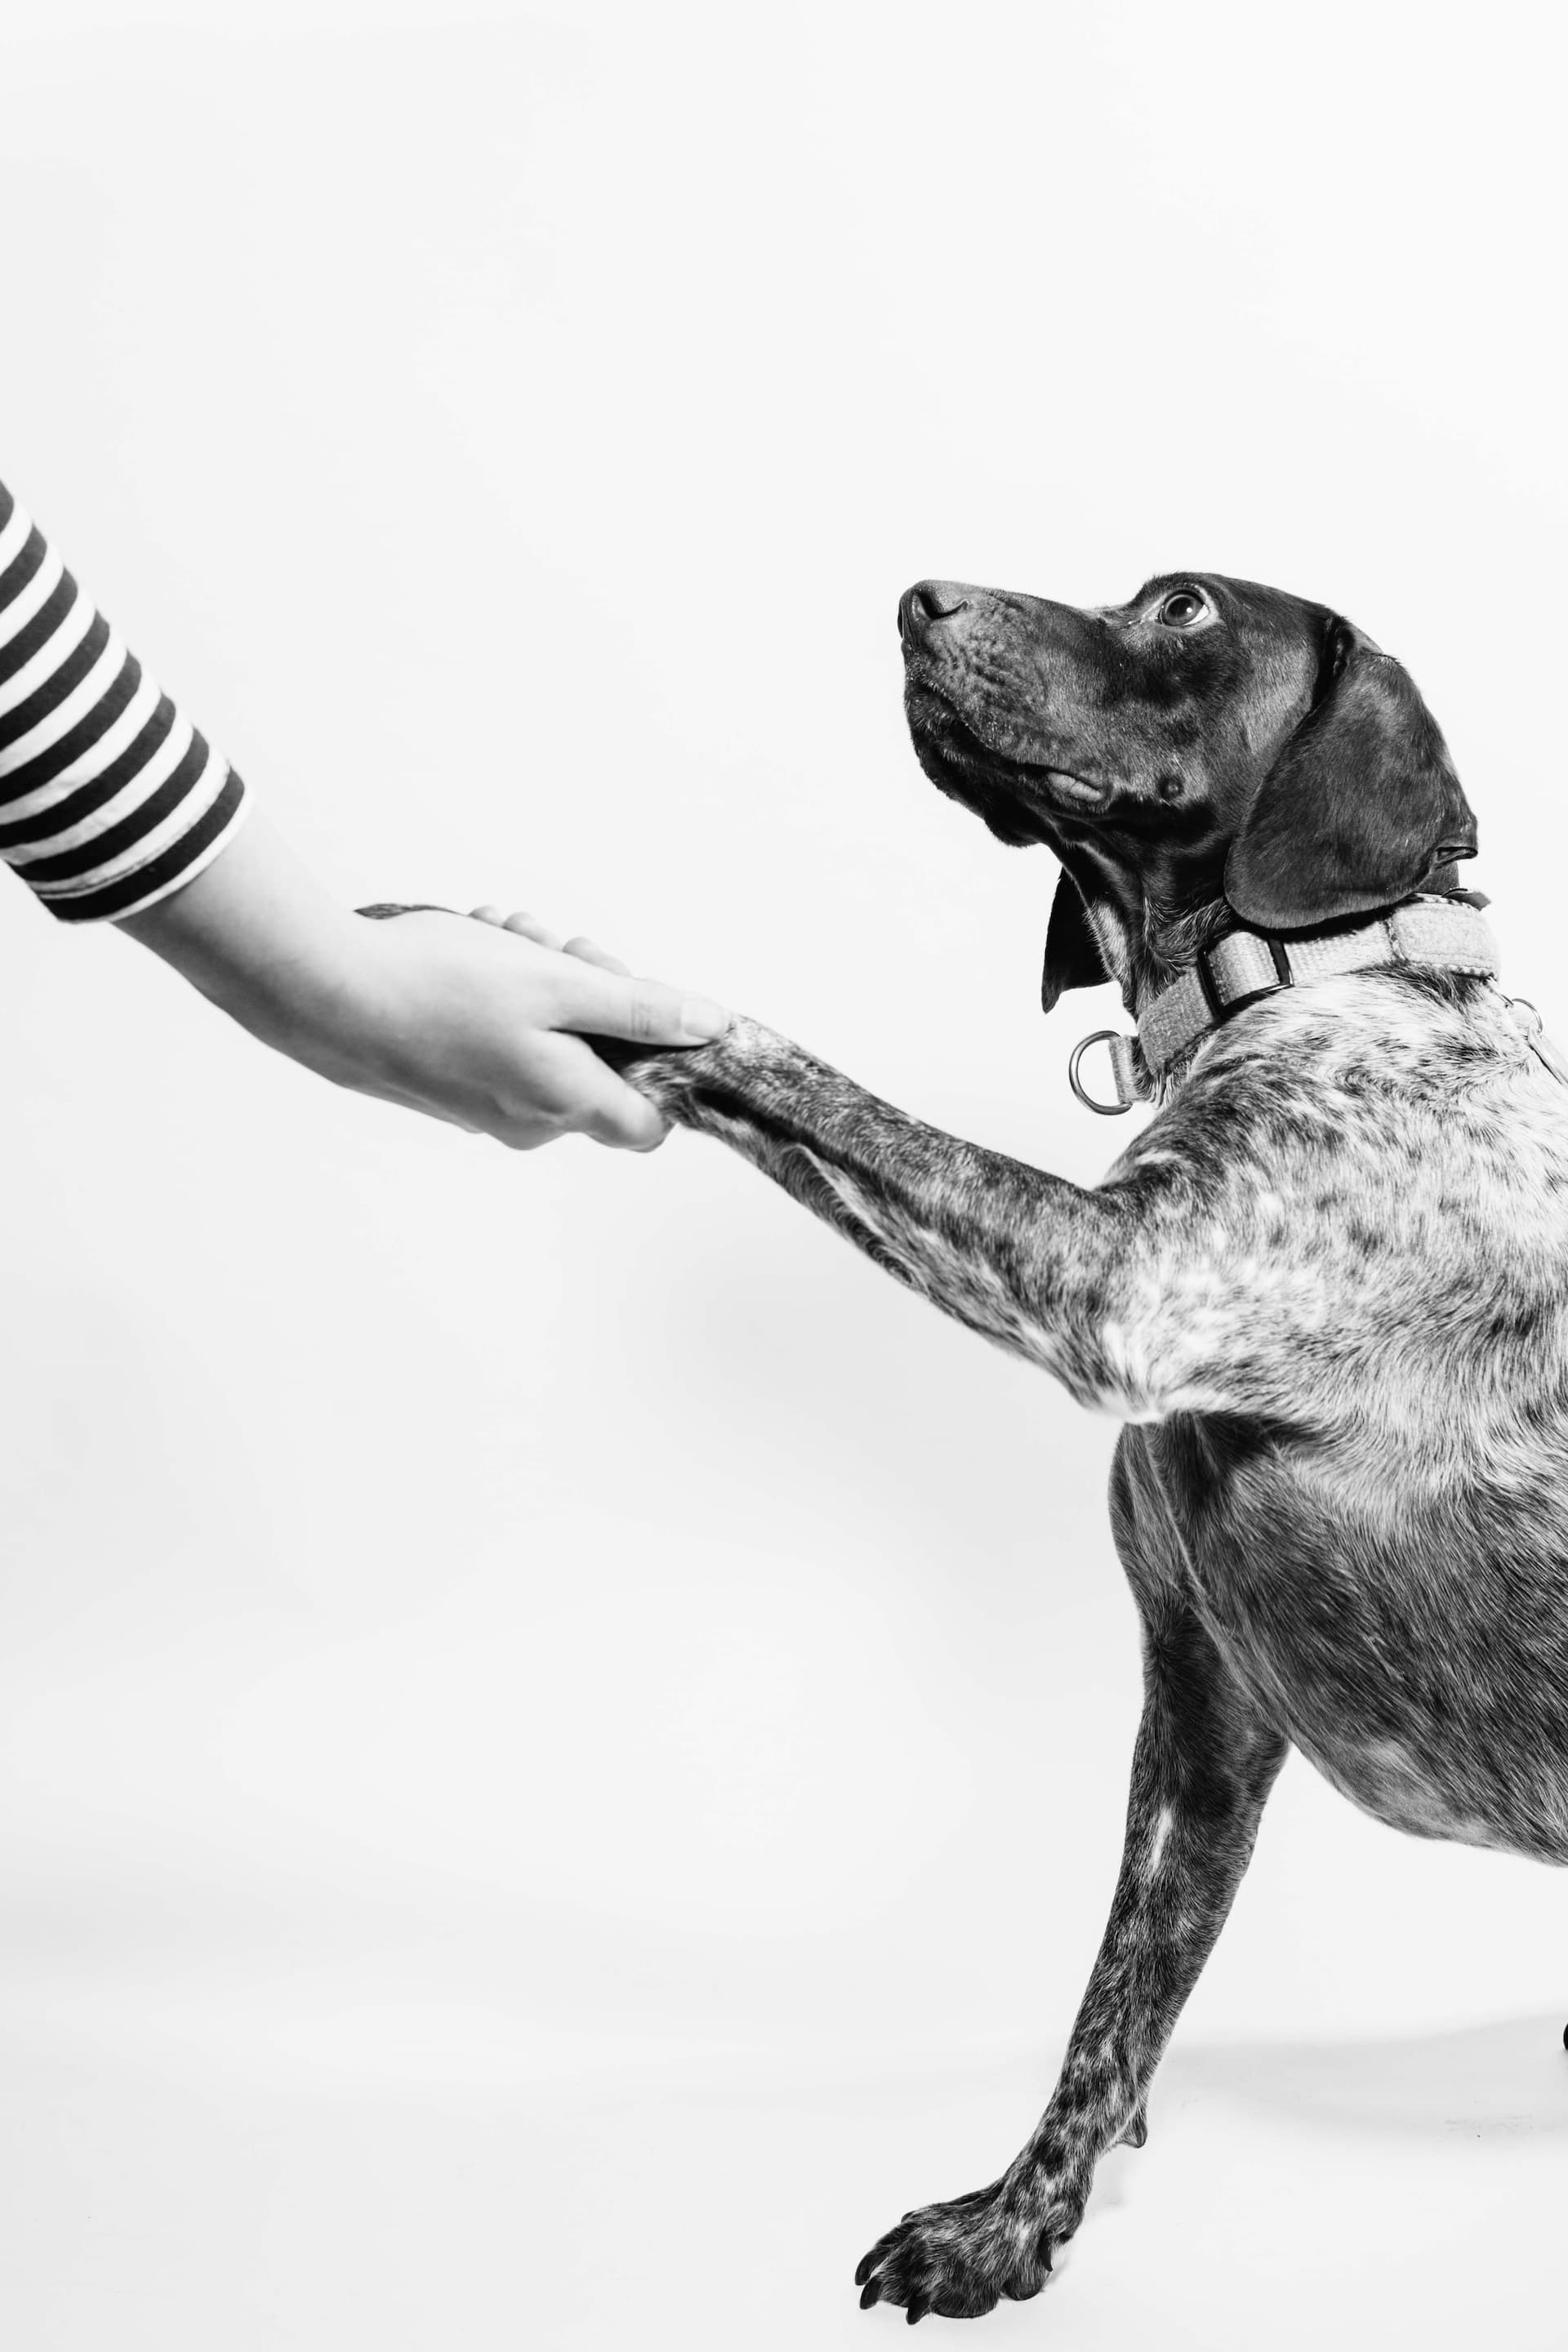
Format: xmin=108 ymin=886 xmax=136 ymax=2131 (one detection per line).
xmin=563 ymin=933 xmax=632 ymax=977
xmin=548 ymin=960 xmax=731 ymax=1047
xmin=558 ymin=1058 xmax=671 ymax=1150
xmin=488 ymin=907 xmax=565 ymax=950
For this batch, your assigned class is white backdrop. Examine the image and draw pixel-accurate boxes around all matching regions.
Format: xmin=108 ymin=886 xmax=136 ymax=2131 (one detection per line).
xmin=1 ymin=3 xmax=1565 ymax=2346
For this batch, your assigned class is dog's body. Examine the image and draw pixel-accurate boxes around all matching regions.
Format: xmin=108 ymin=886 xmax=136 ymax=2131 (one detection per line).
xmin=617 ymin=572 xmax=1568 ymax=2320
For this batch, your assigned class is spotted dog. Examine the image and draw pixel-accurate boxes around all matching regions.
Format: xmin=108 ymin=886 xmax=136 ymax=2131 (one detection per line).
xmin=604 ymin=572 xmax=1568 ymax=2323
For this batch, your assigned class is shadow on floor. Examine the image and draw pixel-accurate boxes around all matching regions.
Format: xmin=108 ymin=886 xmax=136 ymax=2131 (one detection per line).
xmin=1161 ymin=2012 xmax=1568 ymax=2142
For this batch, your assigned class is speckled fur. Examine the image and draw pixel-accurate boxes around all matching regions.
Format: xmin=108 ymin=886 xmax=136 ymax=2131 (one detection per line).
xmin=610 ymin=572 xmax=1568 ymax=2321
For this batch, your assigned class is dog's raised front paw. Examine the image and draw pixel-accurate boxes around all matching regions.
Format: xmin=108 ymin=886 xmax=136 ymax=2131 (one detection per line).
xmin=608 ymin=1014 xmax=799 ymax=1129
xmin=853 ymin=2164 xmax=1086 ymax=2323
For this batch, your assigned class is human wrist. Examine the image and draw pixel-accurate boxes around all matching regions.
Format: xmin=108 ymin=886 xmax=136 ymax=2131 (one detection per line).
xmin=121 ymin=815 xmax=407 ymax=1095
xmin=240 ymin=910 xmax=399 ymax=1090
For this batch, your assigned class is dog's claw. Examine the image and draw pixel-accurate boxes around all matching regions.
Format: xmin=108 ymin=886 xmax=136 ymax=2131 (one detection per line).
xmin=1036 ymin=2229 xmax=1054 ymax=2274
xmin=906 ymin=2296 xmax=929 ymax=2324
xmin=859 ymin=2277 xmax=882 ymax=2309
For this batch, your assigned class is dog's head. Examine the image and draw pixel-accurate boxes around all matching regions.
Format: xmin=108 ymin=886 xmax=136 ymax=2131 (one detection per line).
xmin=898 ymin=573 xmax=1477 ymax=1011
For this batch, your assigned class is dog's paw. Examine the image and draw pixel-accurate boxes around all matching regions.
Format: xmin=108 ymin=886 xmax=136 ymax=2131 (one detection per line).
xmin=853 ymin=2165 xmax=1086 ymax=2323
xmin=607 ymin=1034 xmax=719 ymax=1117
xmin=608 ymin=1014 xmax=795 ymax=1126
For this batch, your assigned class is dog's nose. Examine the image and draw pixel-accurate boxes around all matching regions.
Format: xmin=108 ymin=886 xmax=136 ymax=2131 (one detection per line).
xmin=898 ymin=581 xmax=972 ymax=643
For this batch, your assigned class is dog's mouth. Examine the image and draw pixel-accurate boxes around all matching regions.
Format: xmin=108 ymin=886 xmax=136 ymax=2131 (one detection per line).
xmin=903 ymin=675 xmax=1109 ymax=842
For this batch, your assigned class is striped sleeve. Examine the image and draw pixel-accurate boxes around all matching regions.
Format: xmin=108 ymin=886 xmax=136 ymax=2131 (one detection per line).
xmin=0 ymin=477 xmax=248 ymax=923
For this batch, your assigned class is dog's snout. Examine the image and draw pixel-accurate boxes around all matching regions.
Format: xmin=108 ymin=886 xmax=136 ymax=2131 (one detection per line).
xmin=899 ymin=581 xmax=972 ymax=644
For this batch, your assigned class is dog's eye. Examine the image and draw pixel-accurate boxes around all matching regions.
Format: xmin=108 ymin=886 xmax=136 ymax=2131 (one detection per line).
xmin=1157 ymin=590 xmax=1207 ymax=629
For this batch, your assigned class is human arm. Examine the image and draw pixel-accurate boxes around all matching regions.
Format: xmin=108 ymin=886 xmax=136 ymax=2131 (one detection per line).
xmin=120 ymin=814 xmax=730 ymax=1150
xmin=0 ymin=470 xmax=728 ymax=1147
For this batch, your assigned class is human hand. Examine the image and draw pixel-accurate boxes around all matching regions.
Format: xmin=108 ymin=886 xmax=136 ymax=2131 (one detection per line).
xmin=120 ymin=816 xmax=731 ymax=1152
xmin=350 ymin=902 xmax=731 ymax=1149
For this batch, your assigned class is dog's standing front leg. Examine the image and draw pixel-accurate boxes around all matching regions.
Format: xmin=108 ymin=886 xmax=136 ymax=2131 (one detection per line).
xmin=853 ymin=1583 xmax=1288 ymax=2321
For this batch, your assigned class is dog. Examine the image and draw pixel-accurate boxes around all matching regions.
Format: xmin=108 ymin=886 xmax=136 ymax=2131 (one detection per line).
xmin=602 ymin=571 xmax=1568 ymax=2322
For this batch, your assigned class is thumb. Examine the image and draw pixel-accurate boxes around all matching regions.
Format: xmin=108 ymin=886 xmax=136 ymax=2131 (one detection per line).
xmin=550 ymin=962 xmax=733 ymax=1048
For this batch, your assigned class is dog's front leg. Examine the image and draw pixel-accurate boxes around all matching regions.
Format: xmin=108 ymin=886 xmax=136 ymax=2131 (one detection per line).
xmin=853 ymin=1590 xmax=1288 ymax=2320
xmin=619 ymin=1019 xmax=1129 ymax=1403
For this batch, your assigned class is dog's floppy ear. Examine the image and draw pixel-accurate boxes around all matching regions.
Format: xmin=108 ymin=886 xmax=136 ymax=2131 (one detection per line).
xmin=1225 ymin=618 xmax=1477 ymax=931
xmin=1041 ymin=866 xmax=1111 ymax=1013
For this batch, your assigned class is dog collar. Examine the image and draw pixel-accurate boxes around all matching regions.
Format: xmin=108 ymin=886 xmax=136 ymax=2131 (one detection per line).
xmin=1068 ymin=894 xmax=1501 ymax=1113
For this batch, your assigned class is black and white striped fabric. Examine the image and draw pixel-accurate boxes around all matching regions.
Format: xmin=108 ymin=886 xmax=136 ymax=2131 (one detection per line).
xmin=0 ymin=479 xmax=247 ymax=921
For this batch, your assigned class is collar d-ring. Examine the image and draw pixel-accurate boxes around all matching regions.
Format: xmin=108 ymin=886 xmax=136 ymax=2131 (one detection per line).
xmin=1068 ymin=1028 xmax=1140 ymax=1113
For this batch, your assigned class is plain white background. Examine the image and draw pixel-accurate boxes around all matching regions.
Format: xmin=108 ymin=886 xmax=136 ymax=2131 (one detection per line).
xmin=1 ymin=2 xmax=1566 ymax=2344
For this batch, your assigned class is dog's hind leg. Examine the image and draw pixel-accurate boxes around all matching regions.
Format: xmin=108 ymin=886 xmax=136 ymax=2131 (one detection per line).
xmin=853 ymin=1586 xmax=1287 ymax=2321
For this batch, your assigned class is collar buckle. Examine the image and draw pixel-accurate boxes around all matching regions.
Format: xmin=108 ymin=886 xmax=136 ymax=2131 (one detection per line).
xmin=1194 ymin=933 xmax=1294 ymax=1023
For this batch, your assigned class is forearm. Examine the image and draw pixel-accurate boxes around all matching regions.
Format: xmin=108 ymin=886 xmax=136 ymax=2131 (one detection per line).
xmin=118 ymin=811 xmax=381 ymax=1087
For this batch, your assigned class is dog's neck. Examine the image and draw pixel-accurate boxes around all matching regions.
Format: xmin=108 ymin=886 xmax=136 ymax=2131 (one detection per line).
xmin=1067 ymin=845 xmax=1468 ymax=1018
xmin=1067 ymin=888 xmax=1502 ymax=1113
xmin=1056 ymin=843 xmax=1233 ymax=1016
xmin=1125 ymin=890 xmax=1235 ymax=1015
